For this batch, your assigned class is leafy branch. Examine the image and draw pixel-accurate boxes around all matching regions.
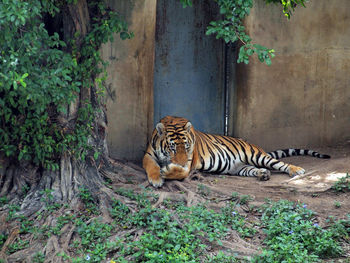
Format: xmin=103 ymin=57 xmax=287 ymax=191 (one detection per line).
xmin=180 ymin=0 xmax=307 ymax=65
xmin=0 ymin=0 xmax=132 ymax=169
xmin=265 ymin=0 xmax=307 ymax=19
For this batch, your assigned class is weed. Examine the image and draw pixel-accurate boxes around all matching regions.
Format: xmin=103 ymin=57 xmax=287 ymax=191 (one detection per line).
xmin=7 ymin=204 xmax=20 ymax=221
xmin=163 ymin=198 xmax=185 ymax=210
xmin=239 ymin=194 xmax=254 ymax=205
xmin=10 ymin=188 xmax=346 ymax=262
xmin=0 ymin=196 xmax=8 ymax=206
xmin=206 ymin=251 xmax=244 ymax=262
xmin=40 ymin=189 xmax=62 ymax=212
xmin=109 ymin=199 xmax=130 ymax=222
xmin=253 ymin=200 xmax=343 ymax=262
xmin=7 ymin=239 xmax=29 ymax=254
xmin=0 ymin=234 xmax=8 ymax=249
xmin=18 ymin=215 xmax=36 ymax=234
xmin=221 ymin=201 xmax=257 ymax=238
xmin=332 ymin=173 xmax=350 ymax=192
xmin=32 ymin=252 xmax=45 ymax=263
xmin=49 ymin=214 xmax=75 ymax=236
xmin=327 ymin=215 xmax=350 ymax=241
xmin=78 ymin=187 xmax=99 ymax=214
xmin=231 ymin=191 xmax=239 ymax=200
xmin=107 ymin=193 xmax=240 ymax=262
xmin=21 ymin=184 xmax=30 ymax=196
xmin=197 ymin=183 xmax=211 ymax=196
xmin=61 ymin=218 xmax=117 ymax=262
xmin=114 ymin=187 xmax=157 ymax=208
xmin=334 ymin=201 xmax=342 ymax=209
xmin=229 ymin=192 xmax=253 ymax=205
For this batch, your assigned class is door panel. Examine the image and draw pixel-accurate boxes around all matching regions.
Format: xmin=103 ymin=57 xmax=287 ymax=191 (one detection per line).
xmin=154 ymin=0 xmax=224 ymax=133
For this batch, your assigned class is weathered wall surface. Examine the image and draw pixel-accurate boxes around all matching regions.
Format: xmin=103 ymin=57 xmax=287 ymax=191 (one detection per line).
xmin=101 ymin=0 xmax=156 ymax=162
xmin=235 ymin=0 xmax=350 ymax=150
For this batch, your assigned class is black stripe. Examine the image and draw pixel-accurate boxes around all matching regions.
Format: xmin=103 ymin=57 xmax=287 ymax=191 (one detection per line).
xmin=260 ymin=155 xmax=267 ymax=168
xmin=237 ymin=140 xmax=248 ymax=162
xmin=269 ymin=151 xmax=277 ymax=159
xmin=249 ymin=145 xmax=256 ymax=166
xmin=217 ymin=155 xmax=222 ymax=172
xmin=255 ymin=151 xmax=263 ymax=167
xmin=269 ymin=160 xmax=280 ymax=168
xmin=222 ymin=137 xmax=242 ymax=161
xmin=266 ymin=157 xmax=273 ymax=166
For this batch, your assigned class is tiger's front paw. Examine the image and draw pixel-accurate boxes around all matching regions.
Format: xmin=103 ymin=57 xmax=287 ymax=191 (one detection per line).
xmin=148 ymin=175 xmax=164 ymax=188
xmin=288 ymin=165 xmax=305 ymax=177
xmin=160 ymin=164 xmax=189 ymax=180
xmin=257 ymin=168 xmax=271 ymax=181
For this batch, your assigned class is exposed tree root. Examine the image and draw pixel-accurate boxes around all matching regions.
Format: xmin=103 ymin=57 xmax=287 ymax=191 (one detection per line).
xmin=221 ymin=232 xmax=259 ymax=256
xmin=0 ymin=227 xmax=19 ymax=261
xmin=152 ymin=191 xmax=187 ymax=208
xmin=0 ymin=156 xmax=266 ymax=262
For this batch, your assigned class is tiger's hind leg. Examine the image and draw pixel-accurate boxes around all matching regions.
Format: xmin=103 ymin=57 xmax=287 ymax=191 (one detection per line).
xmin=287 ymin=165 xmax=305 ymax=177
xmin=259 ymin=154 xmax=305 ymax=177
xmin=236 ymin=165 xmax=271 ymax=181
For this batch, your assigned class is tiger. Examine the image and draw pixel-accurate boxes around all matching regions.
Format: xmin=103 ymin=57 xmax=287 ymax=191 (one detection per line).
xmin=143 ymin=116 xmax=330 ymax=187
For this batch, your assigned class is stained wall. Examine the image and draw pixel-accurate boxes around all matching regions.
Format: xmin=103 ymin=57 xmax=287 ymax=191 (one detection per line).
xmin=234 ymin=0 xmax=350 ymax=150
xmin=101 ymin=0 xmax=156 ymax=162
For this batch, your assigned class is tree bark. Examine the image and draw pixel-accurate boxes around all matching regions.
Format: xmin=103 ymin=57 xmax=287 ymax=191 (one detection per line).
xmin=0 ymin=1 xmax=148 ymax=261
xmin=0 ymin=0 xmax=109 ymax=214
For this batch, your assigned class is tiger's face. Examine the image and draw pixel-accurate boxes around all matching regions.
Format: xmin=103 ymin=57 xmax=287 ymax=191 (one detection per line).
xmin=155 ymin=117 xmax=195 ymax=168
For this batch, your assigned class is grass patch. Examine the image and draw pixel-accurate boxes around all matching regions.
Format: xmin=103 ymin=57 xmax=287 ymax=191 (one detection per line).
xmin=253 ymin=200 xmax=344 ymax=262
xmin=2 ymin=188 xmax=349 ymax=262
xmin=332 ymin=173 xmax=350 ymax=192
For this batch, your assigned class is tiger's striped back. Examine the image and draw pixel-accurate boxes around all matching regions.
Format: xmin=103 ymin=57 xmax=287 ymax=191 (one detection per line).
xmin=193 ymin=131 xmax=268 ymax=173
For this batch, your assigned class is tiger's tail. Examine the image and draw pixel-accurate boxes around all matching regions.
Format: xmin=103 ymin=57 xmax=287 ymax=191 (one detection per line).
xmin=267 ymin=149 xmax=331 ymax=159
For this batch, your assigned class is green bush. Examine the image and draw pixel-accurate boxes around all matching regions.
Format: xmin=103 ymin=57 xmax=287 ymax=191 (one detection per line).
xmin=0 ymin=0 xmax=131 ymax=169
xmin=332 ymin=173 xmax=350 ymax=192
xmin=0 ymin=1 xmax=78 ymax=169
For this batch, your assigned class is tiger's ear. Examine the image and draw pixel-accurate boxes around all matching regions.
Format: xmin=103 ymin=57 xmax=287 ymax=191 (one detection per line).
xmin=184 ymin=122 xmax=192 ymax=132
xmin=156 ymin=122 xmax=165 ymax=136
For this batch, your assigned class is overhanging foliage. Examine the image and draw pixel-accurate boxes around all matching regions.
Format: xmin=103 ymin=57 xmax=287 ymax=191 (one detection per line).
xmin=0 ymin=0 xmax=132 ymax=169
xmin=180 ymin=0 xmax=307 ymax=65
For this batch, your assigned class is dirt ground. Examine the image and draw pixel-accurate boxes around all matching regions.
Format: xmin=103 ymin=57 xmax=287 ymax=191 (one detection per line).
xmin=195 ymin=142 xmax=350 ymax=221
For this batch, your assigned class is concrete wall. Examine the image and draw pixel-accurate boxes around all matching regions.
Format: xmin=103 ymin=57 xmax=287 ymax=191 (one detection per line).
xmin=101 ymin=0 xmax=156 ymax=162
xmin=234 ymin=0 xmax=350 ymax=150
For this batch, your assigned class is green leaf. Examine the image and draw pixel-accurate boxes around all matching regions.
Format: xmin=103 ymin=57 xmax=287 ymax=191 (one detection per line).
xmin=247 ymin=49 xmax=254 ymax=56
xmin=265 ymin=57 xmax=272 ymax=66
xmin=20 ymin=79 xmax=27 ymax=88
xmin=120 ymin=31 xmax=130 ymax=40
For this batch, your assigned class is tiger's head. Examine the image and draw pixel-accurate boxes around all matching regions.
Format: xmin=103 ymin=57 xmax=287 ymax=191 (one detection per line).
xmin=154 ymin=116 xmax=195 ymax=167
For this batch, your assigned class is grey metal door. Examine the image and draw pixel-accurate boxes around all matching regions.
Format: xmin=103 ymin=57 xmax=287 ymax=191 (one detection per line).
xmin=154 ymin=0 xmax=224 ymax=133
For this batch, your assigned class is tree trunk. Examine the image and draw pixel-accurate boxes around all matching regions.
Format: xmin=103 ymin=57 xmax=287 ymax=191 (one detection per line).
xmin=0 ymin=2 xmax=149 ymax=261
xmin=0 ymin=0 xmax=112 ymax=215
